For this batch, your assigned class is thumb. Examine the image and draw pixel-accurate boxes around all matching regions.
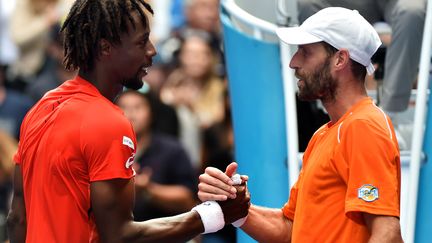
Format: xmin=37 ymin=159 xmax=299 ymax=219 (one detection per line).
xmin=225 ymin=161 xmax=238 ymax=177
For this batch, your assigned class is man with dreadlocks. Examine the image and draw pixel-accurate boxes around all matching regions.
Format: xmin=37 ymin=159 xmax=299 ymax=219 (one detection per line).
xmin=6 ymin=1 xmax=250 ymax=242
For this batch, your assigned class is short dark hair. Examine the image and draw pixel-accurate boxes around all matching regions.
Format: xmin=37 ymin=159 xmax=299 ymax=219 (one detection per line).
xmin=61 ymin=0 xmax=153 ymax=72
xmin=321 ymin=42 xmax=367 ymax=81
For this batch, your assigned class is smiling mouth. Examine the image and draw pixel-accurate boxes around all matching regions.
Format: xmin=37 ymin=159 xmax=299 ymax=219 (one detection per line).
xmin=141 ymin=67 xmax=149 ymax=76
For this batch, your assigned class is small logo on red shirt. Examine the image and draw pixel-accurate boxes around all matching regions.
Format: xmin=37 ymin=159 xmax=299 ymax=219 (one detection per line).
xmin=123 ymin=136 xmax=135 ymax=150
xmin=125 ymin=152 xmax=136 ymax=169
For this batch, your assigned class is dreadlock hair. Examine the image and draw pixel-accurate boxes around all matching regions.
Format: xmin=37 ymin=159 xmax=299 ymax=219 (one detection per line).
xmin=61 ymin=0 xmax=153 ymax=72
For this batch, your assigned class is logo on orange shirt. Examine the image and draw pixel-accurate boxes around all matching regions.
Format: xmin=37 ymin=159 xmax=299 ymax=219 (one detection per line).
xmin=358 ymin=184 xmax=379 ymax=202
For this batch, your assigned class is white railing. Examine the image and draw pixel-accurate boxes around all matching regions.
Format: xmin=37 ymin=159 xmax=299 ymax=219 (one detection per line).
xmin=221 ymin=0 xmax=277 ymax=39
xmin=406 ymin=0 xmax=432 ymax=241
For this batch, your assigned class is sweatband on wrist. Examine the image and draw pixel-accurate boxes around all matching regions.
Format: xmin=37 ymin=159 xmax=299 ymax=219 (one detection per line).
xmin=231 ymin=173 xmax=248 ymax=227
xmin=232 ymin=216 xmax=248 ymax=227
xmin=191 ymin=201 xmax=225 ymax=234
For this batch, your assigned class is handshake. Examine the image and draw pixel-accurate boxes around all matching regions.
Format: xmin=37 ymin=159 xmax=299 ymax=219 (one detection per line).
xmin=192 ymin=162 xmax=251 ymax=234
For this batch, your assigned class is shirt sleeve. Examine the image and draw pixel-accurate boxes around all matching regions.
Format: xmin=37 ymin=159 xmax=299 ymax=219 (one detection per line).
xmin=282 ymin=167 xmax=307 ymax=221
xmin=80 ymin=108 xmax=136 ymax=182
xmin=282 ymin=177 xmax=299 ymax=221
xmin=338 ymin=119 xmax=400 ymax=217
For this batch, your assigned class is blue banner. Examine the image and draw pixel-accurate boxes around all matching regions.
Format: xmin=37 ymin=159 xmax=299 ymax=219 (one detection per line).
xmin=221 ymin=12 xmax=289 ymax=243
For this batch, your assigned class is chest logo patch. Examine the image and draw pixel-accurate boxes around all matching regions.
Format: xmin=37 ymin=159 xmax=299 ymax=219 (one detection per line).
xmin=123 ymin=136 xmax=135 ymax=150
xmin=358 ymin=184 xmax=379 ymax=202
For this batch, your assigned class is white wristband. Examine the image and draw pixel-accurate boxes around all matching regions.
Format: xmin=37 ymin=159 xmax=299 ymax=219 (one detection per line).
xmin=231 ymin=174 xmax=248 ymax=227
xmin=191 ymin=201 xmax=225 ymax=234
xmin=232 ymin=216 xmax=248 ymax=227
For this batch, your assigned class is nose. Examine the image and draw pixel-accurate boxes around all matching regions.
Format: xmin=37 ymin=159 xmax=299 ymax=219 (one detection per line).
xmin=289 ymin=51 xmax=300 ymax=70
xmin=146 ymin=40 xmax=157 ymax=58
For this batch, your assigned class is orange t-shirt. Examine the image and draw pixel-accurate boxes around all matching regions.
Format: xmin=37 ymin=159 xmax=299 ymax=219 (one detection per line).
xmin=14 ymin=76 xmax=136 ymax=243
xmin=282 ymin=97 xmax=400 ymax=243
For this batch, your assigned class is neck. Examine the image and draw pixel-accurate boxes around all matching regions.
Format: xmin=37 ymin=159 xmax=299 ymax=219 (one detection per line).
xmin=322 ymin=78 xmax=368 ymax=123
xmin=78 ymin=70 xmax=123 ymax=102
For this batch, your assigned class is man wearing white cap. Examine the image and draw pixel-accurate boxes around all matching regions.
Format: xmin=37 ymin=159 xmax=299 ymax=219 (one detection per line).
xmin=297 ymin=0 xmax=426 ymax=115
xmin=197 ymin=7 xmax=403 ymax=242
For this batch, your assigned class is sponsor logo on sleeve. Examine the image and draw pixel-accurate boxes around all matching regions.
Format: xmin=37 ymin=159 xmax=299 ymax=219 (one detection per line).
xmin=123 ymin=136 xmax=135 ymax=150
xmin=125 ymin=152 xmax=136 ymax=169
xmin=358 ymin=184 xmax=379 ymax=202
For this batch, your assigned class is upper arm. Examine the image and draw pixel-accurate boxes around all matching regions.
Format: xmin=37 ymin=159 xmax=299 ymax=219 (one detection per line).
xmin=9 ymin=165 xmax=25 ymax=217
xmin=7 ymin=165 xmax=27 ymax=243
xmin=90 ymin=178 xmax=136 ymax=243
xmin=363 ymin=213 xmax=403 ymax=243
xmin=340 ymin=120 xmax=400 ymax=216
xmin=80 ymin=108 xmax=136 ymax=182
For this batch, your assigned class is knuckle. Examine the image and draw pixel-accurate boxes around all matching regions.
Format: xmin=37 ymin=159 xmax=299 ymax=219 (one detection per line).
xmin=205 ymin=167 xmax=214 ymax=173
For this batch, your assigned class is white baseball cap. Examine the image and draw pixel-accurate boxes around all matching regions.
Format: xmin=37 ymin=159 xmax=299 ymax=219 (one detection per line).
xmin=276 ymin=7 xmax=382 ymax=75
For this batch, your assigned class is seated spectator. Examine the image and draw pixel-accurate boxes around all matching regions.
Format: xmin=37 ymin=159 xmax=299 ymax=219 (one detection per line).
xmin=115 ymin=89 xmax=198 ymax=221
xmin=25 ymin=24 xmax=76 ymax=102
xmin=0 ymin=66 xmax=33 ymax=139
xmin=9 ymin=0 xmax=74 ymax=86
xmin=142 ymin=63 xmax=180 ymax=138
xmin=156 ymin=0 xmax=224 ymax=76
xmin=161 ymin=30 xmax=225 ymax=129
xmin=160 ymin=30 xmax=226 ymax=167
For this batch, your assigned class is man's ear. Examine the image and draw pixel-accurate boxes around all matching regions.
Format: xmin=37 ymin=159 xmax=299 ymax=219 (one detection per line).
xmin=100 ymin=39 xmax=112 ymax=57
xmin=334 ymin=49 xmax=350 ymax=71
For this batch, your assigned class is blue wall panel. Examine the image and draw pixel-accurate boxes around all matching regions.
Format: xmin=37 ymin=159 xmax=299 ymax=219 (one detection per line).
xmin=221 ymin=13 xmax=289 ymax=243
xmin=415 ymin=81 xmax=432 ymax=243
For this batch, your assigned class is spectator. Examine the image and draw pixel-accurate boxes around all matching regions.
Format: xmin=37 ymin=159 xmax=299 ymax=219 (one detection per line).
xmin=0 ymin=66 xmax=33 ymax=139
xmin=25 ymin=24 xmax=76 ymax=102
xmin=160 ymin=30 xmax=225 ymax=168
xmin=116 ymin=89 xmax=197 ymax=221
xmin=9 ymin=0 xmax=74 ymax=85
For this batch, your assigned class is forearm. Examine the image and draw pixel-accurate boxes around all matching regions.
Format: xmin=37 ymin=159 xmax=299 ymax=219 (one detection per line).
xmin=369 ymin=233 xmax=403 ymax=243
xmin=7 ymin=166 xmax=26 ymax=243
xmin=122 ymin=211 xmax=203 ymax=243
xmin=364 ymin=214 xmax=403 ymax=243
xmin=367 ymin=220 xmax=403 ymax=243
xmin=145 ymin=184 xmax=197 ymax=213
xmin=6 ymin=209 xmax=27 ymax=243
xmin=241 ymin=205 xmax=292 ymax=243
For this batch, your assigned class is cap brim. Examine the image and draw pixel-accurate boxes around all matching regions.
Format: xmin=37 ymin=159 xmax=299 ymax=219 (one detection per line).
xmin=276 ymin=27 xmax=322 ymax=45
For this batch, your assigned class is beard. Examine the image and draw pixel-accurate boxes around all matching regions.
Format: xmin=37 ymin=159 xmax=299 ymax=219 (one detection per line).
xmin=123 ymin=73 xmax=144 ymax=90
xmin=296 ymin=57 xmax=338 ymax=103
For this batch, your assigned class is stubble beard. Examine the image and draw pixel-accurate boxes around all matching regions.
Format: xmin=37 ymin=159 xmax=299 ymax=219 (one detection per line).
xmin=297 ymin=57 xmax=338 ymax=103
